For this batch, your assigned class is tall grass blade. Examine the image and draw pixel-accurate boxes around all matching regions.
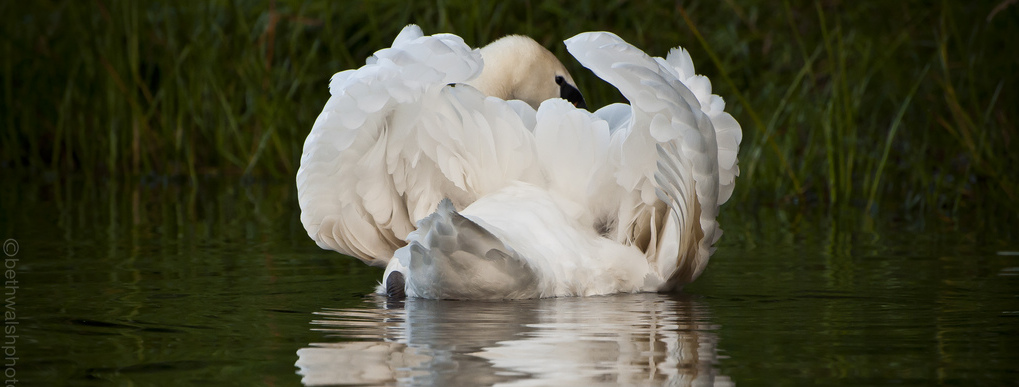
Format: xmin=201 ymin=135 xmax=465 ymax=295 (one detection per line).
xmin=866 ymin=64 xmax=931 ymax=211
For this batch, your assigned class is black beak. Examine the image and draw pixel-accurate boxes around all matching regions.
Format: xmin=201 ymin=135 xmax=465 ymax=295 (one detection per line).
xmin=556 ymin=76 xmax=587 ymax=109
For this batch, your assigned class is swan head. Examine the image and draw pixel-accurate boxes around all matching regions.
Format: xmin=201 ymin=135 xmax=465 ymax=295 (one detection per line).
xmin=466 ymin=35 xmax=587 ymax=110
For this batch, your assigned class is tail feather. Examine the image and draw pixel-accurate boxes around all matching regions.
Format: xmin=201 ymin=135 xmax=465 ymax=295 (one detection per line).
xmin=402 ymin=199 xmax=540 ymax=299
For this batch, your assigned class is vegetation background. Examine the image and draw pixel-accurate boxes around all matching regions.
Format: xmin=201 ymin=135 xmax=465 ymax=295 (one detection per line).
xmin=4 ymin=0 xmax=1017 ymax=225
xmin=3 ymin=4 xmax=1017 ymax=383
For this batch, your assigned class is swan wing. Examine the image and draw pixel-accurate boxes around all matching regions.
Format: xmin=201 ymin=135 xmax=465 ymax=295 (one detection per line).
xmin=565 ymin=32 xmax=741 ymax=289
xmin=297 ymin=25 xmax=541 ymax=266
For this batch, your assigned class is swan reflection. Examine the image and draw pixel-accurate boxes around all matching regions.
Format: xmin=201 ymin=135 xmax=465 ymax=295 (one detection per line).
xmin=296 ymin=293 xmax=733 ymax=386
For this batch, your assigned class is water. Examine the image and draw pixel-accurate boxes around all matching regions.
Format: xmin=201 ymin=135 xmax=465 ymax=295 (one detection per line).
xmin=2 ymin=180 xmax=1016 ymax=385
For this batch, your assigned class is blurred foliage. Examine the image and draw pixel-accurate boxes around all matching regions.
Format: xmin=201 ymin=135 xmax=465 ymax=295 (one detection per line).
xmin=2 ymin=0 xmax=1016 ymax=221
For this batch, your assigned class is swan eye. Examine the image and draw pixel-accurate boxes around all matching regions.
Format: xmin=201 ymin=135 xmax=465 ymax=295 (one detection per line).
xmin=555 ymin=75 xmax=565 ymax=86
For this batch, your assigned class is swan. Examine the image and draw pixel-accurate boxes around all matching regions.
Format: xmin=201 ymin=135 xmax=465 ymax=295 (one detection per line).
xmin=296 ymin=25 xmax=742 ymax=299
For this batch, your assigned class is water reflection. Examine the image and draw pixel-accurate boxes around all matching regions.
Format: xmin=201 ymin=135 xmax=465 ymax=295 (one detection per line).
xmin=296 ymin=293 xmax=733 ymax=386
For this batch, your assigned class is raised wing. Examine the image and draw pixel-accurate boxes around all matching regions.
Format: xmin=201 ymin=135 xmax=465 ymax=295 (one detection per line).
xmin=565 ymin=32 xmax=742 ymax=289
xmin=297 ymin=25 xmax=542 ymax=266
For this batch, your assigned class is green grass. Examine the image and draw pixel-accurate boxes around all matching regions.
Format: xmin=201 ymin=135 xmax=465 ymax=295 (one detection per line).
xmin=3 ymin=0 xmax=1016 ymax=221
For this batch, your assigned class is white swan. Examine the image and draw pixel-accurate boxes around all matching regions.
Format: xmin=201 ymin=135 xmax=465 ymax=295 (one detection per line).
xmin=296 ymin=25 xmax=741 ymax=299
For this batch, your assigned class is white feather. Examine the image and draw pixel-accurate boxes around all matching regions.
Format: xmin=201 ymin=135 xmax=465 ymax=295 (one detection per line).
xmin=298 ymin=25 xmax=742 ymax=297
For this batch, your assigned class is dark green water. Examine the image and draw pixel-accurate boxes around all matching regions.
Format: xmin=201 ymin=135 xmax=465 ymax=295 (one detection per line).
xmin=1 ymin=180 xmax=1016 ymax=385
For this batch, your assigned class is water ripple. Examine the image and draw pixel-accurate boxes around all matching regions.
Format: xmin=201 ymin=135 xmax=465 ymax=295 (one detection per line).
xmin=297 ymin=293 xmax=732 ymax=386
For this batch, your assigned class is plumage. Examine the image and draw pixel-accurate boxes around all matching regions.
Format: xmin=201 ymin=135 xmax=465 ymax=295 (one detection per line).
xmin=296 ymin=25 xmax=742 ymax=299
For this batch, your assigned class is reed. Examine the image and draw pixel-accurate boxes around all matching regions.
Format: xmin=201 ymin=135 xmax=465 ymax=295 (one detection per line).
xmin=3 ymin=0 xmax=1015 ymax=219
